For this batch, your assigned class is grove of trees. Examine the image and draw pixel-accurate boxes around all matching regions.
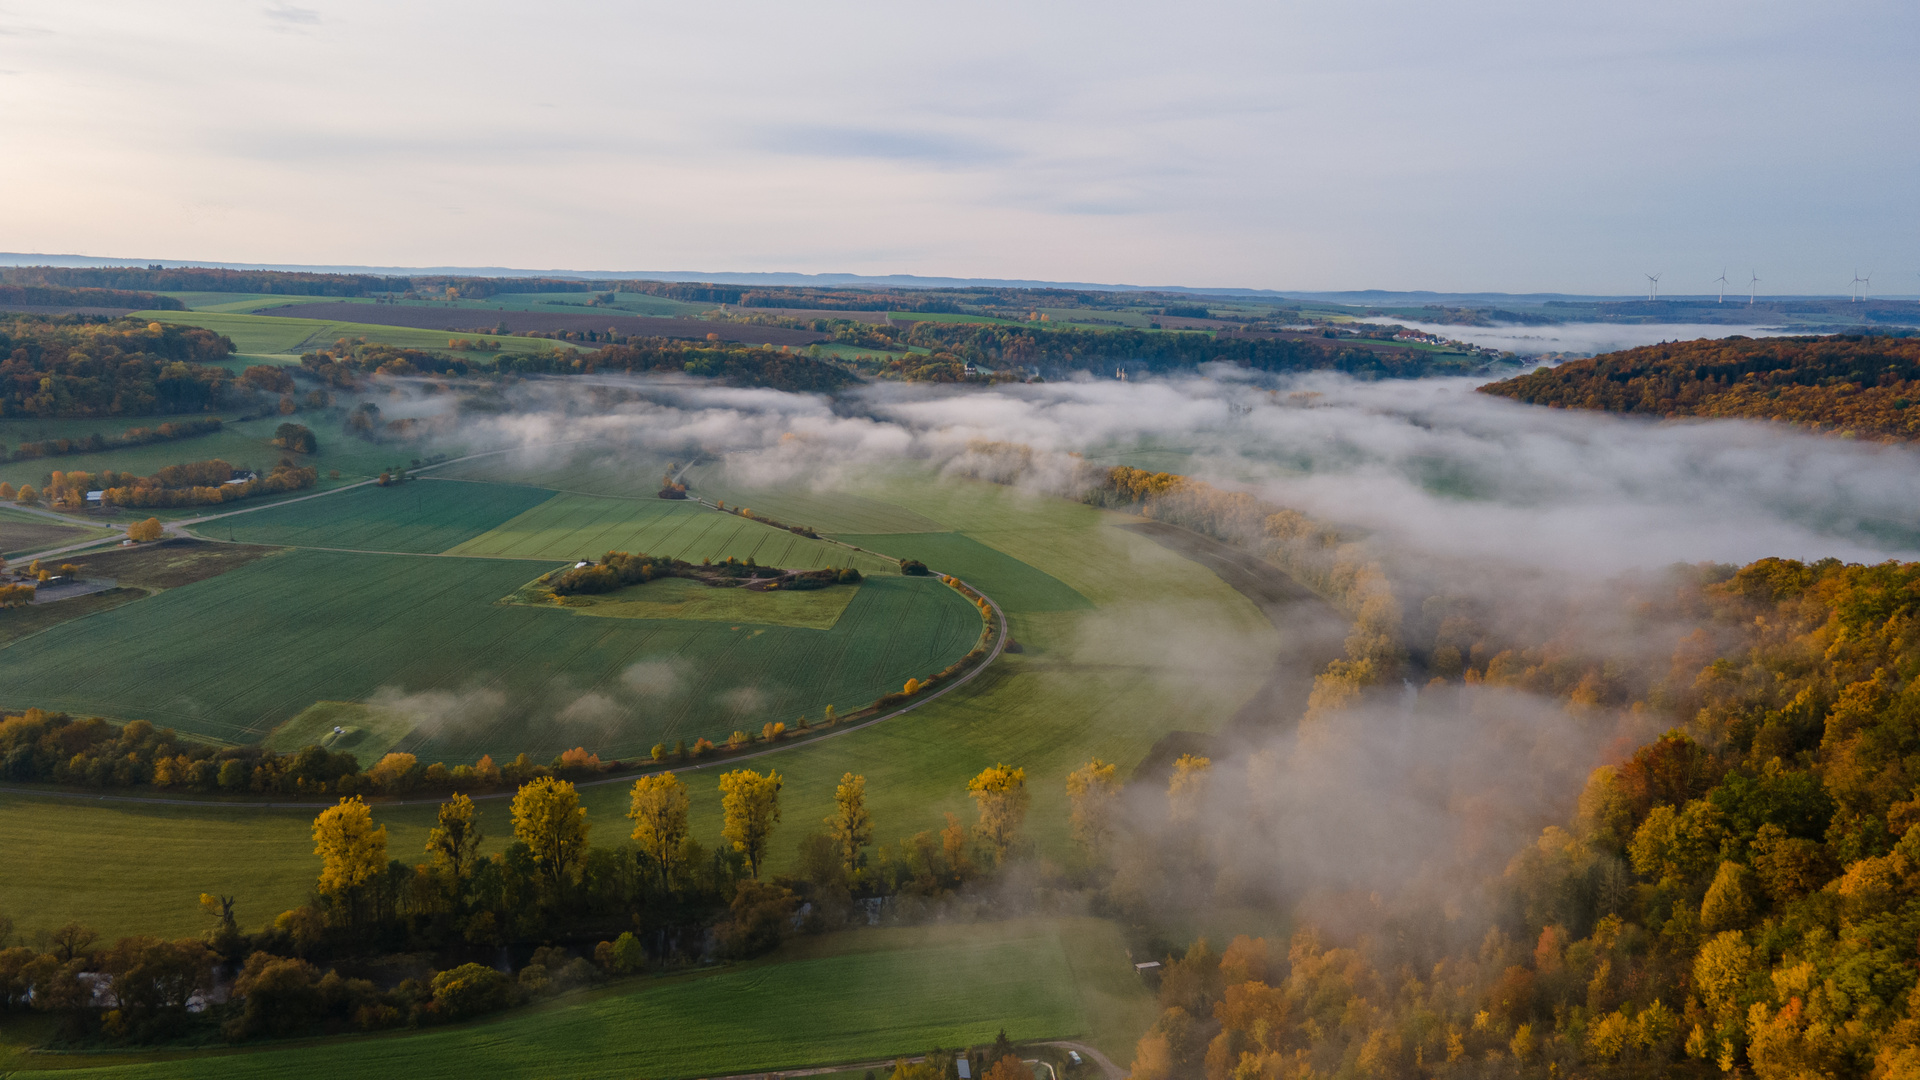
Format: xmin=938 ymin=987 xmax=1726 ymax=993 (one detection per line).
xmin=0 ymin=317 xmax=233 ymax=418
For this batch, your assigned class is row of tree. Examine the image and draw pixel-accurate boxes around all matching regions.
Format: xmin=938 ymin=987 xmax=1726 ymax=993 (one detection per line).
xmin=4 ymin=418 xmax=223 ymax=463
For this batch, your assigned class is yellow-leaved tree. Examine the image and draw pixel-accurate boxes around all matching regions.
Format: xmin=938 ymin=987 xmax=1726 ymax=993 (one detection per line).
xmin=312 ymin=795 xmax=387 ymax=927
xmin=720 ymin=768 xmax=783 ymax=878
xmin=1167 ymin=754 xmax=1212 ymax=824
xmin=628 ymin=772 xmax=690 ymax=890
xmin=511 ymin=776 xmax=589 ymax=892
xmin=828 ymin=772 xmax=873 ymax=878
xmin=426 ymin=793 xmax=482 ymax=901
xmin=127 ymin=517 xmax=163 ymax=542
xmin=1066 ymin=758 xmax=1119 ymax=857
xmin=968 ymin=763 xmax=1029 ymax=865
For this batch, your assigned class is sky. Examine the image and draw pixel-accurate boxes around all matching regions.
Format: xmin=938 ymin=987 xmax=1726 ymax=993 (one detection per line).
xmin=1 ymin=0 xmax=1915 ymax=294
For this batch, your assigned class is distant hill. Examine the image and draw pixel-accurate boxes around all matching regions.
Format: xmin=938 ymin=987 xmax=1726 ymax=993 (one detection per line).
xmin=1478 ymin=334 xmax=1920 ymax=440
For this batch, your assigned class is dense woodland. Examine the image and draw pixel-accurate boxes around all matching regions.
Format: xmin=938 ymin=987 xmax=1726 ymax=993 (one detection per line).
xmin=1096 ymin=536 xmax=1920 ymax=1076
xmin=1480 ymin=335 xmax=1920 ymax=441
xmin=0 ymin=316 xmax=233 ymax=418
xmin=0 ymin=284 xmax=182 ymax=310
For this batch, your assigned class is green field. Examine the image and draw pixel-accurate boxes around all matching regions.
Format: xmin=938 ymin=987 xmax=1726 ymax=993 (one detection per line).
xmin=0 ymin=410 xmax=401 ymax=497
xmin=445 ymin=491 xmax=900 ymax=575
xmin=136 ymin=310 xmax=570 ymax=362
xmin=214 ymin=479 xmax=555 ymax=553
xmin=522 ymin=574 xmax=864 ymax=630
xmin=9 ymin=918 xmax=1146 ymax=1079
xmin=0 ymin=547 xmax=981 ymax=762
xmin=0 ymin=469 xmax=1285 ymax=1069
xmin=835 ymin=532 xmax=1091 ymax=613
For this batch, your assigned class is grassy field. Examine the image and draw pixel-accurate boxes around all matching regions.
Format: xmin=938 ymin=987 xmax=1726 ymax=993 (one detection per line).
xmin=521 ymin=574 xmax=864 ymax=630
xmin=262 ymin=701 xmax=419 ymax=765
xmin=1 ymin=474 xmax=1284 ymax=975
xmin=137 ymin=310 xmax=566 ymax=361
xmin=213 ymin=479 xmax=555 ymax=553
xmin=681 ymin=462 xmax=949 ymax=535
xmin=0 ymin=409 xmax=401 ymax=496
xmin=835 ymin=532 xmax=1091 ymax=613
xmin=9 ymin=917 xmax=1145 ymax=1079
xmin=444 ymin=491 xmax=901 ymax=575
xmin=0 ymin=548 xmax=982 ymax=762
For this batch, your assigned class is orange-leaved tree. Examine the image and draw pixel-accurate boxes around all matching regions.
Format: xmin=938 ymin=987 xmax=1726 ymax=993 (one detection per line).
xmin=968 ymin=763 xmax=1029 ymax=865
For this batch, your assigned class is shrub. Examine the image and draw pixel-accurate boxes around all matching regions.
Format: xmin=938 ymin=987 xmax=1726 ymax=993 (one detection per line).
xmin=430 ymin=962 xmax=514 ymax=1019
xmin=899 ymin=558 xmax=929 ymax=576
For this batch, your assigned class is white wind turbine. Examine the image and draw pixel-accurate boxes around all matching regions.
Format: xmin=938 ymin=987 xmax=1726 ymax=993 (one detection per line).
xmin=1748 ymin=270 xmax=1761 ymax=305
xmin=1851 ymin=271 xmax=1869 ymax=302
xmin=1645 ymin=272 xmax=1662 ymax=301
xmin=1714 ymin=269 xmax=1730 ymax=303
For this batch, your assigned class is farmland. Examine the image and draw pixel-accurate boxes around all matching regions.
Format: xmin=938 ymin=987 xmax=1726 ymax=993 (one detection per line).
xmin=215 ymin=479 xmax=555 ymax=553
xmin=0 ymin=547 xmax=980 ymax=761
xmin=443 ymin=490 xmax=902 ymax=575
xmin=6 ymin=918 xmax=1146 ymax=1079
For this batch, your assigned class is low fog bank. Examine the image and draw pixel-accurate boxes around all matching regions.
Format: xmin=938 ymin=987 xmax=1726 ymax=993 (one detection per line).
xmin=1381 ymin=319 xmax=1805 ymax=356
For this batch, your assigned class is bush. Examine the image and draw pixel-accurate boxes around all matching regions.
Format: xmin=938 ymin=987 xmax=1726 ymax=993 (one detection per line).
xmin=430 ymin=962 xmax=514 ymax=1019
xmin=899 ymin=558 xmax=930 ymax=576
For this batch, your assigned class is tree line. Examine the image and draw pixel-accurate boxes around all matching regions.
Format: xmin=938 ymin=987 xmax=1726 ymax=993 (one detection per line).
xmin=4 ymin=417 xmax=223 ymax=463
xmin=13 ymin=457 xmax=317 ymax=510
xmin=0 ymin=757 xmax=1065 ymax=1048
xmin=1479 ymin=333 xmax=1920 ymax=441
xmin=0 ymin=284 xmax=184 ymax=310
xmin=0 ymin=316 xmax=234 ymax=419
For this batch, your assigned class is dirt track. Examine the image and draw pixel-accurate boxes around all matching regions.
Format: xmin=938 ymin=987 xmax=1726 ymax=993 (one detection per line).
xmin=252 ymin=302 xmax=829 ymax=347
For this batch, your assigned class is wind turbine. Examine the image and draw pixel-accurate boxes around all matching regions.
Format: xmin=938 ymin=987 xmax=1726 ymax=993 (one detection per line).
xmin=1645 ymin=272 xmax=1662 ymax=301
xmin=1850 ymin=270 xmax=1869 ymax=302
xmin=1714 ymin=269 xmax=1729 ymax=303
xmin=1748 ymin=270 xmax=1761 ymax=306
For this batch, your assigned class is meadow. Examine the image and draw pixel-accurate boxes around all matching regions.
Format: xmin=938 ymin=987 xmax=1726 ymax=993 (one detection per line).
xmin=3 ymin=918 xmax=1147 ymax=1078
xmin=443 ymin=491 xmax=901 ymax=576
xmin=134 ymin=309 xmax=567 ymax=363
xmin=0 ymin=548 xmax=981 ymax=762
xmin=0 ymin=471 xmax=1280 ymax=948
xmin=214 ymin=479 xmax=556 ymax=553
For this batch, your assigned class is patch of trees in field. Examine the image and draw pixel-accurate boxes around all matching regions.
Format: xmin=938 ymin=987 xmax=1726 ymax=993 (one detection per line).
xmin=298 ymin=336 xmax=852 ymax=393
xmin=542 ymin=549 xmax=862 ymax=597
xmin=4 ymin=417 xmax=223 ymax=462
xmin=1479 ymin=334 xmax=1920 ymax=440
xmin=1116 ymin=555 xmax=1920 ymax=1080
xmin=0 ymin=284 xmax=184 ymax=310
xmin=0 ymin=317 xmax=233 ymax=419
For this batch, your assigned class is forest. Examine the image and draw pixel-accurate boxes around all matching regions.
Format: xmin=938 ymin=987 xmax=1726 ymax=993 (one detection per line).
xmin=1105 ymin=552 xmax=1920 ymax=1080
xmin=1479 ymin=334 xmax=1920 ymax=440
xmin=0 ymin=316 xmax=233 ymax=418
xmin=0 ymin=284 xmax=182 ymax=310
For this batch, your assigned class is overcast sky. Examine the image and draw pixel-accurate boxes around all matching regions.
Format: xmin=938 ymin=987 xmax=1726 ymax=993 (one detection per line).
xmin=1 ymin=0 xmax=1914 ymax=294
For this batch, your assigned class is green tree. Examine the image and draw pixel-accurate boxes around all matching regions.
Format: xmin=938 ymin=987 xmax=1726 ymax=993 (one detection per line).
xmin=511 ymin=776 xmax=590 ymax=892
xmin=827 ymin=772 xmax=873 ymax=879
xmin=720 ymin=768 xmax=783 ymax=878
xmin=628 ymin=772 xmax=690 ymax=890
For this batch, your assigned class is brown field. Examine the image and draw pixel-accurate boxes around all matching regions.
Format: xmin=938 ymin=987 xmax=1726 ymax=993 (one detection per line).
xmin=64 ymin=538 xmax=282 ymax=589
xmin=254 ymin=303 xmax=829 ymax=346
xmin=734 ymin=306 xmax=891 ymax=324
xmin=0 ymin=515 xmax=100 ymax=557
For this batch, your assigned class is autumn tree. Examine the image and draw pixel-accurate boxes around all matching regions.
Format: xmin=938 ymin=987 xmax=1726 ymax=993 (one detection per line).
xmin=628 ymin=772 xmax=690 ymax=890
xmin=312 ymin=795 xmax=387 ymax=927
xmin=827 ymin=772 xmax=873 ymax=878
xmin=511 ymin=776 xmax=590 ymax=892
xmin=1167 ymin=754 xmax=1211 ymax=824
xmin=1066 ymin=758 xmax=1119 ymax=856
xmin=427 ymin=793 xmax=483 ymax=901
xmin=720 ymin=768 xmax=784 ymax=878
xmin=968 ymin=763 xmax=1029 ymax=864
xmin=127 ymin=517 xmax=163 ymax=542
